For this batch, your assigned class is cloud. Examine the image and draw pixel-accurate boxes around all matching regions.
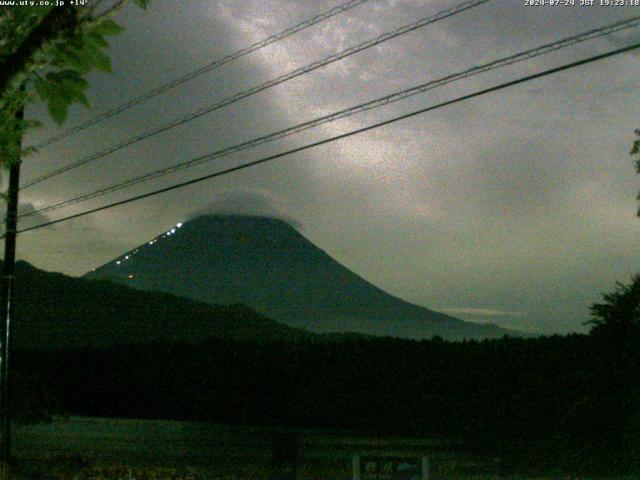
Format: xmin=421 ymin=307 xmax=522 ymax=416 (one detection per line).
xmin=436 ymin=307 xmax=538 ymax=333
xmin=437 ymin=307 xmax=526 ymax=319
xmin=12 ymin=0 xmax=640 ymax=335
xmin=0 ymin=202 xmax=52 ymax=232
xmin=188 ymin=190 xmax=303 ymax=229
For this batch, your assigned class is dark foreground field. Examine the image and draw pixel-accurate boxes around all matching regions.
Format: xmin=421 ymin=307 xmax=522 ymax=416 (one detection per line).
xmin=12 ymin=416 xmax=456 ymax=479
xmin=9 ymin=416 xmax=639 ymax=480
xmin=9 ymin=330 xmax=640 ymax=478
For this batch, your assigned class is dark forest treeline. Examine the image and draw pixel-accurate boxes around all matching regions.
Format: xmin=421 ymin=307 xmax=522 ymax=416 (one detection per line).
xmin=4 ymin=262 xmax=640 ymax=473
xmin=7 ymin=261 xmax=315 ymax=350
xmin=11 ymin=332 xmax=640 ymax=474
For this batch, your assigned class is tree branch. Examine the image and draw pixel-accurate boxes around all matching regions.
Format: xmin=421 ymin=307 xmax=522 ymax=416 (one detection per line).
xmin=0 ymin=5 xmax=79 ymax=99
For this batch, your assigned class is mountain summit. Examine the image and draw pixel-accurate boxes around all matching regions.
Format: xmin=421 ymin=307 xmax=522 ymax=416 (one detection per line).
xmin=85 ymin=215 xmax=514 ymax=340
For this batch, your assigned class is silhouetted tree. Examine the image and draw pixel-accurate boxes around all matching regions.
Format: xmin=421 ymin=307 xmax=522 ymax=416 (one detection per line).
xmin=587 ymin=275 xmax=640 ymax=471
xmin=588 ymin=275 xmax=640 ymax=342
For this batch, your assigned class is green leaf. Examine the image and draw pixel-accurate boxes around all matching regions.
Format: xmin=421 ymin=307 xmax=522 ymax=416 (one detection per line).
xmin=62 ymin=80 xmax=89 ymax=100
xmin=91 ymin=19 xmax=124 ymax=36
xmin=134 ymin=0 xmax=151 ymax=9
xmin=33 ymin=77 xmax=51 ymax=101
xmin=60 ymin=74 xmax=89 ymax=92
xmin=63 ymin=38 xmax=105 ymax=73
xmin=22 ymin=119 xmax=42 ymax=129
xmin=75 ymin=91 xmax=90 ymax=108
xmin=86 ymin=32 xmax=109 ymax=49
xmin=92 ymin=48 xmax=112 ymax=73
xmin=51 ymin=46 xmax=87 ymax=73
xmin=55 ymin=85 xmax=75 ymax=103
xmin=65 ymin=34 xmax=85 ymax=51
xmin=75 ymin=43 xmax=100 ymax=69
xmin=48 ymin=97 xmax=68 ymax=125
xmin=53 ymin=69 xmax=85 ymax=82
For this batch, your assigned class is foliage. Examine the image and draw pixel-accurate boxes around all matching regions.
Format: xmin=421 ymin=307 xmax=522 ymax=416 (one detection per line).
xmin=0 ymin=0 xmax=151 ymax=170
xmin=7 ymin=260 xmax=311 ymax=350
xmin=587 ymin=275 xmax=640 ymax=470
xmin=14 ymin=333 xmax=635 ymax=475
xmin=588 ymin=274 xmax=640 ymax=341
xmin=5 ymin=262 xmax=639 ymax=474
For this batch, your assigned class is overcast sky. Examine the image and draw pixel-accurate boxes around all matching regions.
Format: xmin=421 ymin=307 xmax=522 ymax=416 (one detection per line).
xmin=10 ymin=0 xmax=640 ymax=334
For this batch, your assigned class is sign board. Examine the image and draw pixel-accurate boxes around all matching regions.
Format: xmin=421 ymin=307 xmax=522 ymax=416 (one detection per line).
xmin=353 ymin=455 xmax=429 ymax=480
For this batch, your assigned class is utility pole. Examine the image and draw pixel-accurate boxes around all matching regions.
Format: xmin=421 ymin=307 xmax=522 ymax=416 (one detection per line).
xmin=0 ymin=104 xmax=23 ymax=477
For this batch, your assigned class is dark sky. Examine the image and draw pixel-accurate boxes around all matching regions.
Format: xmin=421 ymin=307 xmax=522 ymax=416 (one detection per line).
xmin=9 ymin=0 xmax=640 ymax=334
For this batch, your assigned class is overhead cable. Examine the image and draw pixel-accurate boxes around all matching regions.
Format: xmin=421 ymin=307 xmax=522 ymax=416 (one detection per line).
xmin=31 ymin=0 xmax=374 ymax=149
xmin=13 ymin=41 xmax=640 ymax=237
xmin=21 ymin=15 xmax=640 ymax=219
xmin=22 ymin=0 xmax=491 ymax=189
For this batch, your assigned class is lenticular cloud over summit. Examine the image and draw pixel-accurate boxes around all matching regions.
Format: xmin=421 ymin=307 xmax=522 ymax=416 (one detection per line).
xmin=189 ymin=190 xmax=303 ymax=230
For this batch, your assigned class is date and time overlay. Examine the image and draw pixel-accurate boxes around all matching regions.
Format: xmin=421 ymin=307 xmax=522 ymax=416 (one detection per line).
xmin=1 ymin=0 xmax=639 ymax=7
xmin=526 ymin=0 xmax=639 ymax=6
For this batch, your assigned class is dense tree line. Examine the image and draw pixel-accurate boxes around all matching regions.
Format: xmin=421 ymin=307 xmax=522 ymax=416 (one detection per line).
xmin=4 ymin=264 xmax=639 ymax=474
xmin=11 ymin=329 xmax=639 ymax=475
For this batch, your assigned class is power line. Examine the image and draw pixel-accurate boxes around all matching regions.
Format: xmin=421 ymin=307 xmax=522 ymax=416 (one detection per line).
xmin=13 ymin=42 xmax=640 ymax=237
xmin=20 ymin=15 xmax=640 ymax=220
xmin=31 ymin=0 xmax=374 ymax=149
xmin=21 ymin=0 xmax=491 ymax=189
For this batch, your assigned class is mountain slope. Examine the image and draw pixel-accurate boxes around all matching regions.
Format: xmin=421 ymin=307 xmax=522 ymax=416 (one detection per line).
xmin=85 ymin=215 xmax=515 ymax=340
xmin=7 ymin=261 xmax=313 ymax=350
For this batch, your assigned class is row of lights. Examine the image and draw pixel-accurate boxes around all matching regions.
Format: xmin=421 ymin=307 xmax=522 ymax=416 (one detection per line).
xmin=115 ymin=222 xmax=183 ymax=267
